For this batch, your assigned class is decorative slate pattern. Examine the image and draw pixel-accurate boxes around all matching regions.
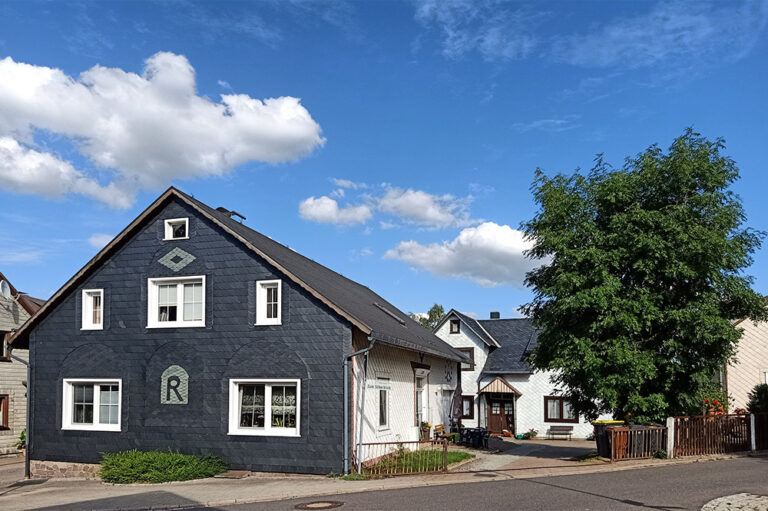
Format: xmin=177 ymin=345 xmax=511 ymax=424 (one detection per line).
xmin=158 ymin=247 xmax=196 ymax=272
xmin=160 ymin=365 xmax=189 ymax=405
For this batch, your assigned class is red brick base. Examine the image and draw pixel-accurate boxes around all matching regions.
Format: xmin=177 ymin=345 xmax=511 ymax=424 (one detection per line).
xmin=31 ymin=460 xmax=101 ymax=479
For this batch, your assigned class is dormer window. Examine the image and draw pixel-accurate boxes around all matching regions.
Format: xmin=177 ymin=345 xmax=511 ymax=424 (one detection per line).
xmin=81 ymin=289 xmax=104 ymax=330
xmin=450 ymin=319 xmax=460 ymax=334
xmin=164 ymin=218 xmax=189 ymax=240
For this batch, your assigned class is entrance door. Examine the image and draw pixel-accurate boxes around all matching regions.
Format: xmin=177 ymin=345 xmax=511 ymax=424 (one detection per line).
xmin=487 ymin=398 xmax=515 ymax=433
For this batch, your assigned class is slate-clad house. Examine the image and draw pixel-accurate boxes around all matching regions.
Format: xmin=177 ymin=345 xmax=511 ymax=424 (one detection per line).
xmin=435 ymin=310 xmax=605 ymax=438
xmin=1 ymin=272 xmax=44 ymax=455
xmin=9 ymin=188 xmax=466 ymax=476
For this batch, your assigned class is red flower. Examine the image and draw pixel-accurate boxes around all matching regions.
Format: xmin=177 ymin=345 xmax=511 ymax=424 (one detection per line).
xmin=713 ymin=400 xmax=719 ymax=405
xmin=703 ymin=399 xmax=709 ymax=404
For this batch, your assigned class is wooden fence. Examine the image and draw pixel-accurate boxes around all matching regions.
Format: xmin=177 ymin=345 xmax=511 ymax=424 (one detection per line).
xmin=755 ymin=413 xmax=768 ymax=451
xmin=673 ymin=414 xmax=750 ymax=457
xmin=354 ymin=440 xmax=448 ymax=477
xmin=609 ymin=426 xmax=667 ymax=461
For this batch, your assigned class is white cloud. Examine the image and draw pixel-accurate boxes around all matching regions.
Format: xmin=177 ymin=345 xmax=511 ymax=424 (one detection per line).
xmin=217 ymin=79 xmax=231 ymax=89
xmin=0 ymin=137 xmax=132 ymax=208
xmin=0 ymin=52 xmax=325 ymax=208
xmin=384 ymin=222 xmax=540 ymax=287
xmin=88 ymin=233 xmax=114 ymax=249
xmin=299 ymin=196 xmax=372 ymax=225
xmin=0 ymin=248 xmax=44 ymax=264
xmin=553 ymin=1 xmax=768 ymax=70
xmin=414 ymin=0 xmax=541 ymax=61
xmin=513 ymin=115 xmax=581 ymax=133
xmin=330 ymin=188 xmax=345 ymax=198
xmin=333 ymin=178 xmax=367 ymax=189
xmin=379 ymin=221 xmax=398 ymax=230
xmin=378 ymin=187 xmax=474 ymax=228
xmin=359 ymin=248 xmax=373 ymax=256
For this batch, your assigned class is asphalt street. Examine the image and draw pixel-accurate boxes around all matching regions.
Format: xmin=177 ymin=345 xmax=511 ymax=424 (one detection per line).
xmin=205 ymin=457 xmax=768 ymax=511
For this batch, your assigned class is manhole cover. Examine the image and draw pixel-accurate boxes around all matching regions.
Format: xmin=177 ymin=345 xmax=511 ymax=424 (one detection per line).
xmin=295 ymin=502 xmax=344 ymax=510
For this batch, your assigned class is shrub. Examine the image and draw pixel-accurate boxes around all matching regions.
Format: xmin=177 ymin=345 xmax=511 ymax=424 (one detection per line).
xmin=653 ymin=449 xmax=668 ymax=459
xmin=521 ymin=428 xmax=538 ymax=440
xmin=747 ymin=384 xmax=768 ymax=414
xmin=100 ymin=450 xmax=227 ymax=484
xmin=16 ymin=429 xmax=26 ymax=450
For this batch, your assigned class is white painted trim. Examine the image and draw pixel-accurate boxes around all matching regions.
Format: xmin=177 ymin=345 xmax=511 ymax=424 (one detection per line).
xmin=227 ymin=378 xmax=301 ymax=437
xmin=376 ymin=377 xmax=391 ymax=431
xmin=81 ymin=289 xmax=104 ymax=330
xmin=255 ymin=279 xmax=282 ymax=326
xmin=147 ymin=276 xmax=206 ymax=328
xmin=163 ymin=217 xmax=189 ymax=240
xmin=666 ymin=417 xmax=675 ymax=458
xmin=750 ymin=414 xmax=757 ymax=451
xmin=62 ymin=378 xmax=122 ymax=432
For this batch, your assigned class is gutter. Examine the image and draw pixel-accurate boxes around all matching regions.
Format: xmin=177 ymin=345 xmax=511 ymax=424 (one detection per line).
xmin=5 ymin=335 xmax=30 ymax=480
xmin=342 ymin=338 xmax=376 ymax=475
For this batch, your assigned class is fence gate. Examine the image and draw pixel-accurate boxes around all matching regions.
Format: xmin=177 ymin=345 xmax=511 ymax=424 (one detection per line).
xmin=673 ymin=414 xmax=750 ymax=457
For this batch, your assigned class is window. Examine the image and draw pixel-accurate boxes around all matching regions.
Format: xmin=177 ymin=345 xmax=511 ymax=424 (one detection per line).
xmin=450 ymin=319 xmax=460 ymax=334
xmin=0 ymin=395 xmax=8 ymax=429
xmin=164 ymin=218 xmax=189 ymax=240
xmin=147 ymin=276 xmax=205 ymax=328
xmin=81 ymin=289 xmax=104 ymax=330
xmin=378 ymin=378 xmax=390 ymax=429
xmin=1 ymin=332 xmax=9 ymax=362
xmin=457 ymin=347 xmax=474 ymax=371
xmin=544 ymin=396 xmax=578 ymax=423
xmin=62 ymin=379 xmax=121 ymax=431
xmin=256 ymin=280 xmax=282 ymax=325
xmin=228 ymin=379 xmax=300 ymax=437
xmin=461 ymin=396 xmax=474 ymax=420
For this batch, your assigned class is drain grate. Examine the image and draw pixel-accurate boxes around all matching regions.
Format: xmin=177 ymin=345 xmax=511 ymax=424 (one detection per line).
xmin=295 ymin=501 xmax=344 ymax=510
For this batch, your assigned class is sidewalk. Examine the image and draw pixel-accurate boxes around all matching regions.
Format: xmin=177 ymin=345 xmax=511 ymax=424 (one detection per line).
xmin=0 ymin=445 xmax=755 ymax=511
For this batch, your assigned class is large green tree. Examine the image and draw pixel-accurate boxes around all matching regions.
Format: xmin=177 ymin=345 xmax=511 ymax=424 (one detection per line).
xmin=410 ymin=304 xmax=445 ymax=330
xmin=522 ymin=130 xmax=766 ymax=423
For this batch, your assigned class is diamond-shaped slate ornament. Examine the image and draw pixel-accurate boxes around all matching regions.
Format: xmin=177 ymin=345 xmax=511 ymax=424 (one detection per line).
xmin=159 ymin=247 xmax=196 ymax=272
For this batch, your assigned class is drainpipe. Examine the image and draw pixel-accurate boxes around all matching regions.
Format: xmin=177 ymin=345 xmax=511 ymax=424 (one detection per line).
xmin=6 ymin=338 xmax=30 ymax=480
xmin=343 ymin=338 xmax=376 ymax=475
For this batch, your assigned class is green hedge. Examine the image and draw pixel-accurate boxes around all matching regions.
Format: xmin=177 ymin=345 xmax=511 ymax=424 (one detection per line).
xmin=100 ymin=450 xmax=227 ymax=483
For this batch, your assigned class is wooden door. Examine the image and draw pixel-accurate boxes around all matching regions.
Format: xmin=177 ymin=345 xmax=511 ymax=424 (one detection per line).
xmin=488 ymin=398 xmax=514 ymax=433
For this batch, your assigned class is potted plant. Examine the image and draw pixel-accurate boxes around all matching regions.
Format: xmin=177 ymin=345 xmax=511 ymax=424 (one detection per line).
xmin=419 ymin=422 xmax=432 ymax=442
xmin=16 ymin=429 xmax=26 ymax=457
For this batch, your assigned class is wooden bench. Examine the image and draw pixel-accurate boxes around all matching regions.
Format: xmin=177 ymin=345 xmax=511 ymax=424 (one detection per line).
xmin=548 ymin=425 xmax=574 ymax=440
xmin=433 ymin=424 xmax=454 ymax=442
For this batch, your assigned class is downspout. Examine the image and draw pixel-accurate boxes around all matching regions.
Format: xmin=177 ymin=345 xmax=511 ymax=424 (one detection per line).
xmin=6 ymin=336 xmax=30 ymax=480
xmin=343 ymin=338 xmax=376 ymax=475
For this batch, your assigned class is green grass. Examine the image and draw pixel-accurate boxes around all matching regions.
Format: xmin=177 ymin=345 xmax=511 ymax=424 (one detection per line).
xmin=341 ymin=472 xmax=367 ymax=481
xmin=364 ymin=449 xmax=474 ymax=475
xmin=100 ymin=450 xmax=228 ymax=484
xmin=575 ymin=451 xmax=604 ymax=462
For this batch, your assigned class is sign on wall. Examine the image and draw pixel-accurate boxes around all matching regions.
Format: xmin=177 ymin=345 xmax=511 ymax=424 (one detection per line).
xmin=161 ymin=365 xmax=189 ymax=405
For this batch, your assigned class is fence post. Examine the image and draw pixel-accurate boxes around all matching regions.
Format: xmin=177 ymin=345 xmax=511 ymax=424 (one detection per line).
xmin=443 ymin=439 xmax=448 ymax=472
xmin=666 ymin=417 xmax=675 ymax=459
xmin=750 ymin=414 xmax=757 ymax=452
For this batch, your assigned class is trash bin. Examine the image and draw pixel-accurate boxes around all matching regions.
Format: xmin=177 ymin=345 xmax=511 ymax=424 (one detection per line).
xmin=592 ymin=420 xmax=624 ymax=457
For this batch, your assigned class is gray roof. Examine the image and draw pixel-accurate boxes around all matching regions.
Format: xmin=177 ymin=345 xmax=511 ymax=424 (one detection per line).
xmin=474 ymin=318 xmax=540 ymax=374
xmin=451 ymin=310 xmax=498 ymax=347
xmin=180 ymin=190 xmax=467 ymax=362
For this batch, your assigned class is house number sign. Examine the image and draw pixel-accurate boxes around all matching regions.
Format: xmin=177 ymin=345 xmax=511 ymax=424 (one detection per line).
xmin=161 ymin=365 xmax=189 ymax=405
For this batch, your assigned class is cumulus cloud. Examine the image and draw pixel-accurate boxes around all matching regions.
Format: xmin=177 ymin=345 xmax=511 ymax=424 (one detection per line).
xmin=378 ymin=187 xmax=474 ymax=228
xmin=299 ymin=196 xmax=372 ymax=225
xmin=88 ymin=233 xmax=114 ymax=249
xmin=0 ymin=52 xmax=325 ymax=208
xmin=333 ymin=178 xmax=367 ymax=189
xmin=384 ymin=222 xmax=541 ymax=287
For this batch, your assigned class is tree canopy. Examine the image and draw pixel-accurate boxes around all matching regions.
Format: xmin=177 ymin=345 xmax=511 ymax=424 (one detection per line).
xmin=410 ymin=304 xmax=445 ymax=330
xmin=522 ymin=129 xmax=766 ymax=423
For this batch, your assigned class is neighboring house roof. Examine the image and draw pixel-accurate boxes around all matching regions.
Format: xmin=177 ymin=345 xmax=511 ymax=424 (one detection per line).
xmin=10 ymin=188 xmax=466 ymax=363
xmin=433 ymin=309 xmax=501 ymax=348
xmin=0 ymin=271 xmax=45 ymax=317
xmin=478 ymin=318 xmax=539 ymax=374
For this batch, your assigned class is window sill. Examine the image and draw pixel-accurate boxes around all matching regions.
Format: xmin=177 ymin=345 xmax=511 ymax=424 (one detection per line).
xmin=544 ymin=419 xmax=579 ymax=424
xmin=146 ymin=322 xmax=205 ymax=329
xmin=62 ymin=424 xmax=121 ymax=432
xmin=162 ymin=236 xmax=189 ymax=241
xmin=80 ymin=326 xmax=103 ymax=331
xmin=254 ymin=321 xmax=282 ymax=327
xmin=227 ymin=429 xmax=300 ymax=438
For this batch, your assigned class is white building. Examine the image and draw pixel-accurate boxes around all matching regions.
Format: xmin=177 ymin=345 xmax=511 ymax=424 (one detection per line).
xmin=434 ymin=310 xmax=603 ymax=438
xmin=726 ymin=318 xmax=768 ymax=411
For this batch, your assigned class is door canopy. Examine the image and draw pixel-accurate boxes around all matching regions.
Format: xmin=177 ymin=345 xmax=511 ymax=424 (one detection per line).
xmin=479 ymin=377 xmax=522 ymax=396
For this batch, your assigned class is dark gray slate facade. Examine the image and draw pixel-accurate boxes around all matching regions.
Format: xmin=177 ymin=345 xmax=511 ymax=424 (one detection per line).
xmin=28 ymin=198 xmax=351 ymax=474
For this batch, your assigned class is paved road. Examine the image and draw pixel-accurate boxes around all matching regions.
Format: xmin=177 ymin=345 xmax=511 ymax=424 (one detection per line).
xmin=206 ymin=457 xmax=768 ymax=511
xmin=0 ymin=460 xmax=23 ymax=487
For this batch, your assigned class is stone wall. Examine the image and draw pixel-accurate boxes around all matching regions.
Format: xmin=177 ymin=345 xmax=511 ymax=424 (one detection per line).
xmin=31 ymin=460 xmax=101 ymax=479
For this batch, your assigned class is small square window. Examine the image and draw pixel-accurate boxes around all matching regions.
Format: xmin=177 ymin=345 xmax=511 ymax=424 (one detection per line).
xmin=81 ymin=289 xmax=104 ymax=330
xmin=461 ymin=396 xmax=474 ymax=420
xmin=544 ymin=396 xmax=578 ymax=423
xmin=457 ymin=348 xmax=474 ymax=370
xmin=256 ymin=280 xmax=282 ymax=326
xmin=164 ymin=218 xmax=189 ymax=240
xmin=62 ymin=379 xmax=121 ymax=432
xmin=450 ymin=319 xmax=460 ymax=334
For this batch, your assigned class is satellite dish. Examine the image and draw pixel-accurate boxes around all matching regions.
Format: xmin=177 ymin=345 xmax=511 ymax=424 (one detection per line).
xmin=0 ymin=280 xmax=11 ymax=299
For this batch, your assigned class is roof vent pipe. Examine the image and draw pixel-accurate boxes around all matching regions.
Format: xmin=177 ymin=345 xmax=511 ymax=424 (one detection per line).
xmin=490 ymin=311 xmax=500 ymax=319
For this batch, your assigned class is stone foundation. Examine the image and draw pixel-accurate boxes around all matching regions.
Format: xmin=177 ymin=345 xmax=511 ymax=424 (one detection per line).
xmin=31 ymin=460 xmax=101 ymax=479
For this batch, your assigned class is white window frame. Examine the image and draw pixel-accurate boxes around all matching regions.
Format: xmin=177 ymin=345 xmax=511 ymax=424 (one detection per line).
xmin=81 ymin=289 xmax=104 ymax=330
xmin=61 ymin=378 xmax=122 ymax=432
xmin=228 ymin=378 xmax=301 ymax=437
xmin=377 ymin=377 xmax=390 ymax=430
xmin=255 ymin=280 xmax=282 ymax=326
xmin=147 ymin=276 xmax=206 ymax=328
xmin=163 ymin=218 xmax=189 ymax=241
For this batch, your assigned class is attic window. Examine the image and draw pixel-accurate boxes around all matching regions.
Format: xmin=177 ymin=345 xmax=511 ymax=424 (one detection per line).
xmin=450 ymin=319 xmax=460 ymax=334
xmin=164 ymin=218 xmax=189 ymax=240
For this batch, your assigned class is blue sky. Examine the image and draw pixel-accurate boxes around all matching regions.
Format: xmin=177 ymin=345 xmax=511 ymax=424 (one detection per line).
xmin=1 ymin=1 xmax=767 ymax=319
